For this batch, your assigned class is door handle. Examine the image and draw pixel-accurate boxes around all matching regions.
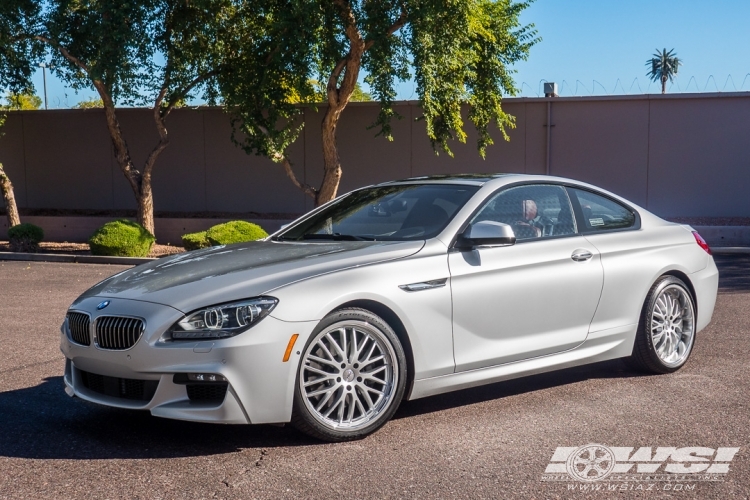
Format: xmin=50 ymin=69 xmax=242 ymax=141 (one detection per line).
xmin=571 ymin=249 xmax=593 ymax=262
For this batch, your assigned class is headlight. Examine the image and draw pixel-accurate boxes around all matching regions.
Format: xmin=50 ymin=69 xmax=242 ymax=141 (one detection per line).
xmin=170 ymin=297 xmax=278 ymax=340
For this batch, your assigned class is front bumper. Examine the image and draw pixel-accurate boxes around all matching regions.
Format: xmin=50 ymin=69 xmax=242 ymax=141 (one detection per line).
xmin=61 ymin=296 xmax=317 ymax=424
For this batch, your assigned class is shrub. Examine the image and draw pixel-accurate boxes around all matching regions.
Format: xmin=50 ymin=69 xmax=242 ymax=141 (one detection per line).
xmin=205 ymin=221 xmax=268 ymax=246
xmin=89 ymin=219 xmax=155 ymax=257
xmin=8 ymin=223 xmax=44 ymax=252
xmin=181 ymin=230 xmax=210 ymax=251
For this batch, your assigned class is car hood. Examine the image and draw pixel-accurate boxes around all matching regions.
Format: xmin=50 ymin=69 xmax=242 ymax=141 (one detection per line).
xmin=74 ymin=240 xmax=424 ymax=313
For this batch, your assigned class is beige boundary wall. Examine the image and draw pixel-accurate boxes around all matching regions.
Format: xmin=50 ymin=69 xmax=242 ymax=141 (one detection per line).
xmin=1 ymin=92 xmax=749 ymax=241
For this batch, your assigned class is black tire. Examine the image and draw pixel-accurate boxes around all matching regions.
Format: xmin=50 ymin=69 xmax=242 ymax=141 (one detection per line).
xmin=291 ymin=307 xmax=408 ymax=442
xmin=626 ymin=275 xmax=696 ymax=374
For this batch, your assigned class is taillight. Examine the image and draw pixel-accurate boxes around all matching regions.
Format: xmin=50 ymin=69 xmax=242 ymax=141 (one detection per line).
xmin=692 ymin=231 xmax=712 ymax=255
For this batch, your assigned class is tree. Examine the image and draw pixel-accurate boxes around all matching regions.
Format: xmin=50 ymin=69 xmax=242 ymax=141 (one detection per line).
xmin=32 ymin=0 xmax=230 ymax=235
xmin=221 ymin=0 xmax=538 ymax=206
xmin=0 ymin=0 xmax=42 ymax=228
xmin=647 ymin=48 xmax=681 ymax=94
xmin=5 ymin=90 xmax=42 ymax=109
xmin=0 ymin=112 xmax=22 ymax=228
xmin=72 ymin=96 xmax=104 ymax=108
xmin=295 ymin=80 xmax=373 ymax=103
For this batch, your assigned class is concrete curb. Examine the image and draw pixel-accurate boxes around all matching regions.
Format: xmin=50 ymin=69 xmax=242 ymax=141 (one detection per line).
xmin=711 ymin=247 xmax=750 ymax=255
xmin=0 ymin=252 xmax=155 ymax=265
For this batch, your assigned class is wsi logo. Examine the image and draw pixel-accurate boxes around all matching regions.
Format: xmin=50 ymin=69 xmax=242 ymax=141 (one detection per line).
xmin=542 ymin=444 xmax=740 ymax=483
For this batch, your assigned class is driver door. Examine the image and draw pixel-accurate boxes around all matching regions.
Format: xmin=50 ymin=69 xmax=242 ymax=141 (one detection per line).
xmin=449 ymin=184 xmax=604 ymax=371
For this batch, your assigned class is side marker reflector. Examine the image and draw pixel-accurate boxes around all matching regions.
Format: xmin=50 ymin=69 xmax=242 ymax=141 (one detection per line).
xmin=283 ymin=334 xmax=299 ymax=362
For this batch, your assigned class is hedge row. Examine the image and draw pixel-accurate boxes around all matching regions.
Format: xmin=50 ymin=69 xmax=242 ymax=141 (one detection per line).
xmin=182 ymin=221 xmax=268 ymax=250
xmin=5 ymin=219 xmax=268 ymax=256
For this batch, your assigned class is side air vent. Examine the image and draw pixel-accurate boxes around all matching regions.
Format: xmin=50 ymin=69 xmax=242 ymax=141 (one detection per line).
xmin=95 ymin=316 xmax=145 ymax=350
xmin=187 ymin=384 xmax=228 ymax=402
xmin=67 ymin=312 xmax=91 ymax=346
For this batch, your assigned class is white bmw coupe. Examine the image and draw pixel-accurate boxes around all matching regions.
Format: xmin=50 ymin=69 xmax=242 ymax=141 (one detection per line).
xmin=61 ymin=174 xmax=718 ymax=441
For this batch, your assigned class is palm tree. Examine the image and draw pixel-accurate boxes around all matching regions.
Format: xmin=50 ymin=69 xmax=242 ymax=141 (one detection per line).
xmin=646 ymin=48 xmax=682 ymax=94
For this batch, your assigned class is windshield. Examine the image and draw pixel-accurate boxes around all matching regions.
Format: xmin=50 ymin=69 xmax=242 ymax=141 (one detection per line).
xmin=275 ymin=184 xmax=480 ymax=241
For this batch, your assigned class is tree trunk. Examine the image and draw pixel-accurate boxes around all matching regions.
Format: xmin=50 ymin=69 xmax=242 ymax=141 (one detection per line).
xmin=93 ymin=81 xmax=157 ymax=235
xmin=137 ymin=175 xmax=155 ymax=236
xmin=317 ymin=105 xmax=345 ymax=206
xmin=661 ymin=76 xmax=667 ymax=94
xmin=0 ymin=163 xmax=21 ymax=228
xmin=312 ymin=2 xmax=404 ymax=206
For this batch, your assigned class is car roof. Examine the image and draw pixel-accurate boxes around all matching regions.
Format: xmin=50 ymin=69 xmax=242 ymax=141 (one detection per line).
xmin=377 ymin=173 xmax=520 ymax=186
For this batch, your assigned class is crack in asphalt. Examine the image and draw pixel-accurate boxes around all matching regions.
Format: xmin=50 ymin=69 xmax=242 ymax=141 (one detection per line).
xmin=0 ymin=356 xmax=62 ymax=375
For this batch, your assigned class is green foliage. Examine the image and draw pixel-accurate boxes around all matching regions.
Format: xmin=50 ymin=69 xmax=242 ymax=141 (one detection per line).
xmin=5 ymin=90 xmax=41 ymax=110
xmin=43 ymin=0 xmax=154 ymax=105
xmin=73 ymin=96 xmax=104 ymax=108
xmin=8 ymin=222 xmax=43 ymax=252
xmin=289 ymin=80 xmax=372 ymax=104
xmin=181 ymin=230 xmax=210 ymax=250
xmin=351 ymin=83 xmax=374 ymax=102
xmin=37 ymin=0 xmax=230 ymax=109
xmin=88 ymin=219 xmax=155 ymax=257
xmin=646 ymin=48 xmax=681 ymax=91
xmin=0 ymin=0 xmax=43 ymax=94
xmin=221 ymin=0 xmax=538 ymax=166
xmin=205 ymin=221 xmax=268 ymax=246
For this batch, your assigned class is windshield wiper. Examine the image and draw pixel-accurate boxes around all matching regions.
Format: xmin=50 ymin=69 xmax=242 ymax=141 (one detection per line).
xmin=301 ymin=233 xmax=376 ymax=241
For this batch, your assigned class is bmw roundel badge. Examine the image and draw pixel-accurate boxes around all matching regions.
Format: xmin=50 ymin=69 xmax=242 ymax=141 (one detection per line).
xmin=97 ymin=300 xmax=111 ymax=310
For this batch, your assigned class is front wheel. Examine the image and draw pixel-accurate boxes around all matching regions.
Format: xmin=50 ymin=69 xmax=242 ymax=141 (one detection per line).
xmin=626 ymin=275 xmax=697 ymax=374
xmin=291 ymin=308 xmax=407 ymax=442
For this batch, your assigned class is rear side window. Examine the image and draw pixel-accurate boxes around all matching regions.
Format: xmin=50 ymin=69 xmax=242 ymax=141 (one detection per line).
xmin=569 ymin=188 xmax=636 ymax=232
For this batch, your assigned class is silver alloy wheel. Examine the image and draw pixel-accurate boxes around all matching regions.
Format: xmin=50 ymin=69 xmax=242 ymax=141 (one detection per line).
xmin=650 ymin=284 xmax=695 ymax=367
xmin=299 ymin=320 xmax=398 ymax=431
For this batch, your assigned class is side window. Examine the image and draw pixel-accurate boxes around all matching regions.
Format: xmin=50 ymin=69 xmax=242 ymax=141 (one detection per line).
xmin=569 ymin=188 xmax=636 ymax=232
xmin=470 ymin=185 xmax=577 ymax=241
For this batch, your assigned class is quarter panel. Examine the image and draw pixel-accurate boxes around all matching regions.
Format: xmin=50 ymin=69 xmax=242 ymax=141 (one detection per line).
xmin=584 ymin=225 xmax=708 ymax=333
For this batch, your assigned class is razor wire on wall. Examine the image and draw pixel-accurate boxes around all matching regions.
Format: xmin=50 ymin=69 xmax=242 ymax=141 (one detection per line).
xmin=517 ymin=74 xmax=750 ymax=97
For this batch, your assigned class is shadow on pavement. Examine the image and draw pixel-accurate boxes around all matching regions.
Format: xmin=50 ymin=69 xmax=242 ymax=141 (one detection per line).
xmin=0 ymin=361 xmax=643 ymax=458
xmin=0 ymin=377 xmax=316 ymax=459
xmin=714 ymin=254 xmax=750 ymax=294
xmin=395 ymin=359 xmax=640 ymax=420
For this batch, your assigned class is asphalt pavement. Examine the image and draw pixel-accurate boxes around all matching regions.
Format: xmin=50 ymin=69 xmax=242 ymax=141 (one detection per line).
xmin=0 ymin=256 xmax=748 ymax=499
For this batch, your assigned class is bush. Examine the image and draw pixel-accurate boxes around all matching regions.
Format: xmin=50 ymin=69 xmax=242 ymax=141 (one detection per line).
xmin=89 ymin=219 xmax=155 ymax=257
xmin=181 ymin=230 xmax=210 ymax=251
xmin=8 ymin=223 xmax=44 ymax=252
xmin=205 ymin=221 xmax=268 ymax=246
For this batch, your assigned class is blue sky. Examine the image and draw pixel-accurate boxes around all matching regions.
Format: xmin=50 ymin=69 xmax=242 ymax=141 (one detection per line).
xmin=27 ymin=0 xmax=750 ymax=107
xmin=397 ymin=0 xmax=750 ymax=98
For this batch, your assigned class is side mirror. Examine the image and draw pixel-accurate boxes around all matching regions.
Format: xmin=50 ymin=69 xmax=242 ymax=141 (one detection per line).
xmin=456 ymin=221 xmax=516 ymax=249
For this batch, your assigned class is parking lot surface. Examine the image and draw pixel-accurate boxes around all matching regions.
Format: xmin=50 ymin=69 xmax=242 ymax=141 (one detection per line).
xmin=0 ymin=256 xmax=748 ymax=499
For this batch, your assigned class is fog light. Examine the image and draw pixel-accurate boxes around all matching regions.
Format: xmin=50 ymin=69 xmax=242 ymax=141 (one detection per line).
xmin=173 ymin=373 xmax=227 ymax=384
xmin=188 ymin=373 xmax=226 ymax=382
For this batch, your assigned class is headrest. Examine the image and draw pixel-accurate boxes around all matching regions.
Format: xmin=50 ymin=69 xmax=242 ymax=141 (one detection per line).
xmin=522 ymin=199 xmax=537 ymax=220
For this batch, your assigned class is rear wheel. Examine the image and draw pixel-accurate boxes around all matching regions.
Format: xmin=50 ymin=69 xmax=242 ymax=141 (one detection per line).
xmin=626 ymin=276 xmax=696 ymax=374
xmin=291 ymin=308 xmax=407 ymax=442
